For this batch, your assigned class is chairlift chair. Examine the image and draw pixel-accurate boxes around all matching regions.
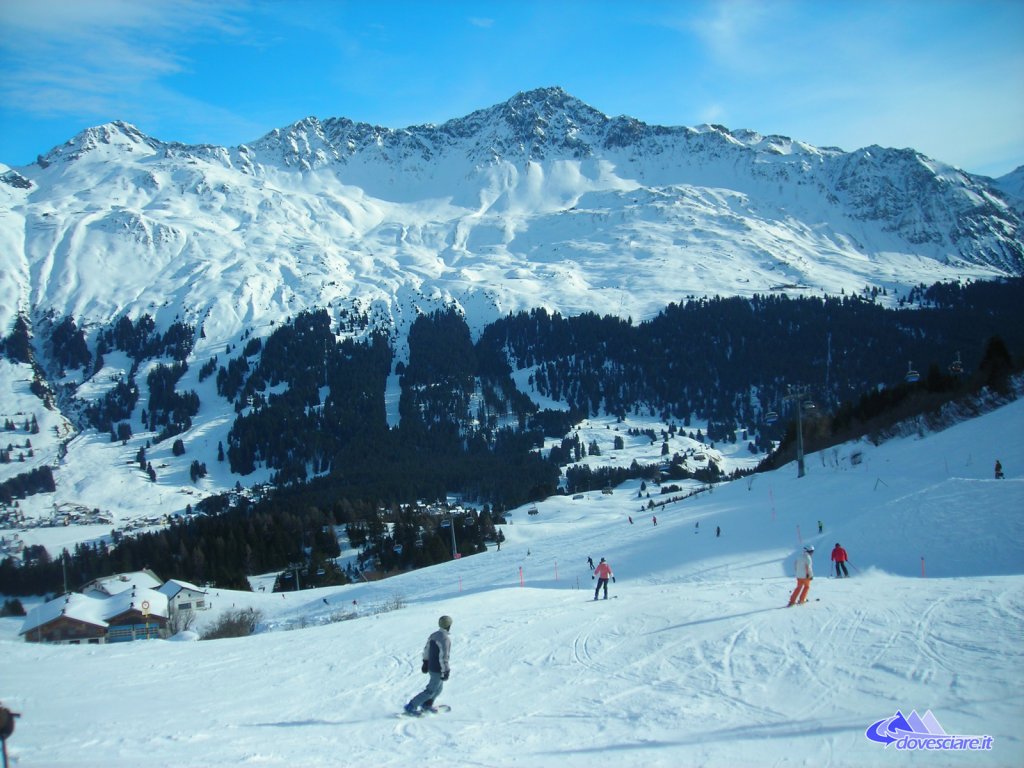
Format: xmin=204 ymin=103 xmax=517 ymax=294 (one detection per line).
xmin=905 ymin=360 xmax=920 ymax=383
xmin=765 ymin=410 xmax=779 ymax=424
xmin=949 ymin=351 xmax=963 ymax=375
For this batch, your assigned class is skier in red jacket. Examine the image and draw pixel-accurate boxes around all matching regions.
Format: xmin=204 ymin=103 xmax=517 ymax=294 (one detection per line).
xmin=593 ymin=557 xmax=614 ymax=600
xmin=831 ymin=543 xmax=849 ymax=578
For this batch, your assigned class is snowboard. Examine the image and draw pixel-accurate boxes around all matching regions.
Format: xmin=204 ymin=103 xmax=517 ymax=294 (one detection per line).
xmin=401 ymin=704 xmax=451 ymax=717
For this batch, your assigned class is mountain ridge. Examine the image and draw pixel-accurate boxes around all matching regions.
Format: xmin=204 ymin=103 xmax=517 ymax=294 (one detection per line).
xmin=2 ymin=86 xmax=1022 ymax=348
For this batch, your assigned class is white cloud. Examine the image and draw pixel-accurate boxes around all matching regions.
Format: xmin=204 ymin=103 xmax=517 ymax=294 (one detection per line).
xmin=685 ymin=0 xmax=773 ymax=72
xmin=697 ymin=103 xmax=726 ymax=125
xmin=0 ymin=0 xmax=248 ymax=124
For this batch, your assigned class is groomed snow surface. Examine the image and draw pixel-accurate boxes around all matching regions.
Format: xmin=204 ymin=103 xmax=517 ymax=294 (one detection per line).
xmin=2 ymin=399 xmax=1023 ymax=767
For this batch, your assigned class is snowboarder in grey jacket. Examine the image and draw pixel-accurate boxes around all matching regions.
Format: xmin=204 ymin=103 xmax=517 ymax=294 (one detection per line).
xmin=405 ymin=616 xmax=452 ymax=715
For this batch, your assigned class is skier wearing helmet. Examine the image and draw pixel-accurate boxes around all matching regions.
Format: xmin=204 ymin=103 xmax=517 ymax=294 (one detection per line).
xmin=405 ymin=615 xmax=452 ymax=716
xmin=787 ymin=546 xmax=814 ymax=606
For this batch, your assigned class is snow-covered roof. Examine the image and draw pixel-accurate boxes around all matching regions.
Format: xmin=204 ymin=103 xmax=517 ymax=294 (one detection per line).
xmin=103 ymin=587 xmax=168 ymax=622
xmin=156 ymin=579 xmax=206 ymax=598
xmin=81 ymin=569 xmax=162 ymax=596
xmin=20 ymin=588 xmax=169 ymax=635
xmin=20 ymin=593 xmax=107 ymax=634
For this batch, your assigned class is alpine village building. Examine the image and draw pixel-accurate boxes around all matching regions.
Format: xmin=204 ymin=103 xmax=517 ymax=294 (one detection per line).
xmin=19 ymin=570 xmax=209 ymax=644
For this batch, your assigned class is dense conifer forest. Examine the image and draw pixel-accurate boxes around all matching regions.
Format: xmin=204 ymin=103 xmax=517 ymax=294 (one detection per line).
xmin=2 ymin=279 xmax=1022 ymax=596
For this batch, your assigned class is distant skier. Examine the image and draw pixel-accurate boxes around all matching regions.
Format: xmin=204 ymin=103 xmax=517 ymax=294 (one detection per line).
xmin=831 ymin=543 xmax=849 ymax=578
xmin=405 ymin=615 xmax=453 ymax=716
xmin=818 ymin=520 xmax=823 ymax=534
xmin=787 ymin=545 xmax=814 ymax=606
xmin=652 ymin=515 xmax=657 ymax=526
xmin=995 ymin=459 xmax=1004 ymax=479
xmin=593 ymin=557 xmax=614 ymax=600
xmin=716 ymin=525 xmax=720 ymax=538
xmin=587 ymin=556 xmax=595 ymax=570
xmin=628 ymin=516 xmax=633 ymax=525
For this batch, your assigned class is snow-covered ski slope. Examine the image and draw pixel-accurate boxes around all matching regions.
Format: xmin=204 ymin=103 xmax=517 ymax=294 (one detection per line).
xmin=2 ymin=398 xmax=1023 ymax=767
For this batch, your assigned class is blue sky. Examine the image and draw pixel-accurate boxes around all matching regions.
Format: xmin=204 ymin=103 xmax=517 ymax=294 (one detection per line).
xmin=1 ymin=0 xmax=1022 ymax=176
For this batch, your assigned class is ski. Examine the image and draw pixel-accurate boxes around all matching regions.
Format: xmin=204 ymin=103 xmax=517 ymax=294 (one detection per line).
xmin=783 ymin=598 xmax=820 ymax=607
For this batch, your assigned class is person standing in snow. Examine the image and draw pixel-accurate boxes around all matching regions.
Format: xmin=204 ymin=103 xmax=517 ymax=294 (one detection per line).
xmin=995 ymin=459 xmax=1004 ymax=479
xmin=787 ymin=546 xmax=814 ymax=606
xmin=593 ymin=557 xmax=614 ymax=600
xmin=405 ymin=615 xmax=452 ymax=715
xmin=831 ymin=543 xmax=849 ymax=578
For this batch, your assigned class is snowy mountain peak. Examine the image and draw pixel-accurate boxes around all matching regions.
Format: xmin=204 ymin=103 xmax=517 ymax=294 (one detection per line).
xmin=38 ymin=121 xmax=159 ymax=166
xmin=994 ymin=165 xmax=1024 ymax=205
xmin=452 ymin=86 xmax=610 ymax=161
xmin=491 ymin=86 xmax=607 ymax=135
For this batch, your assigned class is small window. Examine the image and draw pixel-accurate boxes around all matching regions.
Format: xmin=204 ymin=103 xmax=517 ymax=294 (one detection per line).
xmin=179 ymin=602 xmax=192 ymax=610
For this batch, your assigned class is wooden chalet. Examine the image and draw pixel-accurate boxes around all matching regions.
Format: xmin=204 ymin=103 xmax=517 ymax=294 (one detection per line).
xmin=20 ymin=586 xmax=169 ymax=644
